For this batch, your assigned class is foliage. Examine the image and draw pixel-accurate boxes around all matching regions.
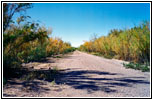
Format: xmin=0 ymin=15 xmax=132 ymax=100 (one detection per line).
xmin=46 ymin=37 xmax=73 ymax=56
xmin=79 ymin=22 xmax=150 ymax=64
xmin=3 ymin=3 xmax=75 ymax=79
xmin=3 ymin=19 xmax=74 ymax=78
xmin=26 ymin=44 xmax=47 ymax=62
xmin=63 ymin=47 xmax=77 ymax=54
xmin=123 ymin=62 xmax=150 ymax=72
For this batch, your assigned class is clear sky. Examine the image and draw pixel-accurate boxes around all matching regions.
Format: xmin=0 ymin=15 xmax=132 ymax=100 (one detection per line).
xmin=22 ymin=3 xmax=150 ymax=47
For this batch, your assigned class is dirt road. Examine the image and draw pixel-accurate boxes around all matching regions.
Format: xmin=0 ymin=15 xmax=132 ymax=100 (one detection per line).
xmin=3 ymin=51 xmax=150 ymax=97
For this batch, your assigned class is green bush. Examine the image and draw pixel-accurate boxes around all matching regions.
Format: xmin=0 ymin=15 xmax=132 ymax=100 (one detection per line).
xmin=123 ymin=62 xmax=150 ymax=72
xmin=26 ymin=45 xmax=47 ymax=62
xmin=63 ymin=47 xmax=76 ymax=54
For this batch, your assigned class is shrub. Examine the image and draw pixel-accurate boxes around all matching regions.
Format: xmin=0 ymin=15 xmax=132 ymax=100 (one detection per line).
xmin=123 ymin=62 xmax=150 ymax=72
xmin=79 ymin=21 xmax=150 ymax=65
xmin=26 ymin=45 xmax=47 ymax=62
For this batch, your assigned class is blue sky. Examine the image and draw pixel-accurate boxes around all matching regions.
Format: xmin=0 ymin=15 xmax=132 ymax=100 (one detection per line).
xmin=19 ymin=3 xmax=150 ymax=47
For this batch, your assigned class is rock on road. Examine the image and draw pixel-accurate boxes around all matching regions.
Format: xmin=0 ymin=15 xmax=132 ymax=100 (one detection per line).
xmin=3 ymin=51 xmax=150 ymax=97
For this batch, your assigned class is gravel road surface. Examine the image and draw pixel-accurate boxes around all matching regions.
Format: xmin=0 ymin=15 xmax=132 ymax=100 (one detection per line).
xmin=3 ymin=51 xmax=150 ymax=97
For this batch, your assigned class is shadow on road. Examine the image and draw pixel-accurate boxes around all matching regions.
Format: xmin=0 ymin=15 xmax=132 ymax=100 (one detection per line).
xmin=3 ymin=67 xmax=57 ymax=97
xmin=3 ymin=67 xmax=150 ymax=97
xmin=56 ymin=69 xmax=150 ymax=94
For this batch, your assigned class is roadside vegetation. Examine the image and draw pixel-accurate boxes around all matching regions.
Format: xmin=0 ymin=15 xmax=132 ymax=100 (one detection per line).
xmin=79 ymin=22 xmax=150 ymax=72
xmin=123 ymin=62 xmax=149 ymax=72
xmin=3 ymin=3 xmax=75 ymax=84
